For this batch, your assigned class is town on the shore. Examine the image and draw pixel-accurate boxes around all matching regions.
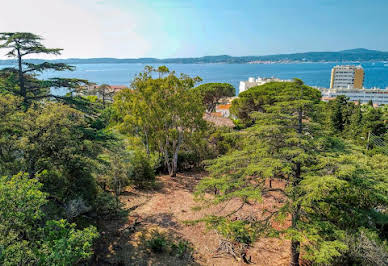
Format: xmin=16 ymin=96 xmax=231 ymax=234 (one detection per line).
xmin=84 ymin=64 xmax=388 ymax=119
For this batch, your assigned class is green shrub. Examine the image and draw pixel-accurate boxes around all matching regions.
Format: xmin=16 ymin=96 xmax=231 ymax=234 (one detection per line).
xmin=38 ymin=219 xmax=99 ymax=265
xmin=177 ymin=151 xmax=201 ymax=171
xmin=208 ymin=127 xmax=239 ymax=156
xmin=142 ymin=230 xmax=194 ymax=259
xmin=128 ymin=150 xmax=155 ymax=188
xmin=144 ymin=230 xmax=169 ymax=253
xmin=204 ymin=216 xmax=257 ymax=245
xmin=170 ymin=239 xmax=194 ymax=259
xmin=0 ymin=173 xmax=98 ymax=265
xmin=94 ymin=191 xmax=123 ymax=217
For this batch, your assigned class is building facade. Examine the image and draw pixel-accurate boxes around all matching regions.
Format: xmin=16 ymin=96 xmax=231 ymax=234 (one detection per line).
xmin=321 ymin=87 xmax=388 ymax=105
xmin=330 ymin=65 xmax=364 ymax=89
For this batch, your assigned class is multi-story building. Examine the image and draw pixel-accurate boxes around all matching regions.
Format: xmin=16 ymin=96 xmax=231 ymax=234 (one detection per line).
xmin=321 ymin=87 xmax=388 ymax=105
xmin=239 ymin=77 xmax=291 ymax=94
xmin=330 ymin=65 xmax=364 ymax=89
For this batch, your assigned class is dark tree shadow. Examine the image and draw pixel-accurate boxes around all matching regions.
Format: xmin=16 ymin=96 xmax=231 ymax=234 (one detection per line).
xmin=143 ymin=213 xmax=180 ymax=229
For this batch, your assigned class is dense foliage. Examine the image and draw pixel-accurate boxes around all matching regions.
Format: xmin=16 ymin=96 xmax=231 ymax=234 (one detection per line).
xmin=113 ymin=66 xmax=206 ymax=177
xmin=192 ymin=82 xmax=235 ymax=113
xmin=196 ymin=80 xmax=388 ymax=265
xmin=0 ymin=32 xmax=89 ymax=105
xmin=0 ymin=173 xmax=98 ymax=265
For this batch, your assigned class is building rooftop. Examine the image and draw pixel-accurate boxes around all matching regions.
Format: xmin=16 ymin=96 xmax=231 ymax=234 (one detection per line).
xmin=333 ymin=65 xmax=363 ymax=69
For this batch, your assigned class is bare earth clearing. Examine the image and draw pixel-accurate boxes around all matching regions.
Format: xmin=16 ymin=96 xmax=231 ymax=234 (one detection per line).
xmin=93 ymin=172 xmax=290 ymax=266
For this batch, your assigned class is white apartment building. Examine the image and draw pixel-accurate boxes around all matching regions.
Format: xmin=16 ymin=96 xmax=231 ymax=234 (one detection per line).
xmin=321 ymin=87 xmax=388 ymax=105
xmin=330 ymin=65 xmax=364 ymax=89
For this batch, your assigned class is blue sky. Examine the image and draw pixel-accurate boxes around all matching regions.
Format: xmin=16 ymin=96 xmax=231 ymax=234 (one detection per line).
xmin=1 ymin=0 xmax=387 ymax=58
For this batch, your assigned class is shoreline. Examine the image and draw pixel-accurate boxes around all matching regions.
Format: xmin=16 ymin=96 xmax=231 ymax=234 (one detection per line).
xmin=1 ymin=60 xmax=388 ymax=66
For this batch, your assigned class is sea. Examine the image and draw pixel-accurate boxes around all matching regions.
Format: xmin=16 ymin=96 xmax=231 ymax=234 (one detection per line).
xmin=1 ymin=62 xmax=388 ymax=95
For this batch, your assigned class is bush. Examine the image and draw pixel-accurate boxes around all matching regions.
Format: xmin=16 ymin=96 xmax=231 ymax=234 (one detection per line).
xmin=142 ymin=230 xmax=194 ymax=259
xmin=170 ymin=239 xmax=194 ymax=259
xmin=208 ymin=126 xmax=239 ymax=156
xmin=128 ymin=150 xmax=155 ymax=188
xmin=94 ymin=191 xmax=123 ymax=217
xmin=39 ymin=219 xmax=99 ymax=265
xmin=143 ymin=230 xmax=169 ymax=253
xmin=204 ymin=216 xmax=257 ymax=245
xmin=177 ymin=151 xmax=202 ymax=171
xmin=0 ymin=173 xmax=98 ymax=265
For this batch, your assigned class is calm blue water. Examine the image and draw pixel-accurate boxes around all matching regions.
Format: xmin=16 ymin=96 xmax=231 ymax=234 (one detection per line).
xmin=2 ymin=62 xmax=388 ymax=94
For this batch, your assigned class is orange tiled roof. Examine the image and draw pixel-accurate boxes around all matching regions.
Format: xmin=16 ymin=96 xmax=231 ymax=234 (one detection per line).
xmin=216 ymin=104 xmax=231 ymax=110
xmin=212 ymin=112 xmax=223 ymax=117
xmin=110 ymin=85 xmax=128 ymax=91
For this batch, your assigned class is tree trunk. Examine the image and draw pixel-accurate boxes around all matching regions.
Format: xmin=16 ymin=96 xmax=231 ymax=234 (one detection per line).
xmin=290 ymin=92 xmax=304 ymax=266
xmin=144 ymin=130 xmax=150 ymax=156
xmin=17 ymin=48 xmax=26 ymax=101
xmin=171 ymin=131 xmax=183 ymax=177
xmin=290 ymin=239 xmax=300 ymax=266
xmin=290 ymin=163 xmax=301 ymax=266
xmin=162 ymin=146 xmax=172 ymax=176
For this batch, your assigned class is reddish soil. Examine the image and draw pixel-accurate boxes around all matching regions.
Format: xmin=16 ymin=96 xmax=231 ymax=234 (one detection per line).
xmin=93 ymin=172 xmax=291 ymax=266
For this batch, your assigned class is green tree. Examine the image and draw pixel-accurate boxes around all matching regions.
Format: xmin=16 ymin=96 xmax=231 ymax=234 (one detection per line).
xmin=114 ymin=66 xmax=205 ymax=177
xmin=0 ymin=32 xmax=88 ymax=104
xmin=230 ymin=81 xmax=292 ymax=128
xmin=0 ymin=94 xmax=24 ymax=174
xmin=156 ymin=65 xmax=170 ymax=78
xmin=327 ymin=95 xmax=354 ymax=133
xmin=195 ymin=80 xmax=388 ymax=265
xmin=92 ymin=83 xmax=114 ymax=106
xmin=0 ymin=70 xmax=19 ymax=95
xmin=363 ymin=107 xmax=386 ymax=137
xmin=0 ymin=173 xmax=98 ymax=265
xmin=38 ymin=219 xmax=98 ymax=265
xmin=345 ymin=102 xmax=363 ymax=141
xmin=193 ymin=83 xmax=235 ymax=113
xmin=0 ymin=173 xmax=46 ymax=265
xmin=21 ymin=103 xmax=103 ymax=204
xmin=0 ymin=96 xmax=106 ymax=209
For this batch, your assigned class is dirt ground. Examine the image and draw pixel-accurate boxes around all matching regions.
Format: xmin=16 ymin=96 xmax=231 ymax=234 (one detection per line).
xmin=92 ymin=172 xmax=291 ymax=266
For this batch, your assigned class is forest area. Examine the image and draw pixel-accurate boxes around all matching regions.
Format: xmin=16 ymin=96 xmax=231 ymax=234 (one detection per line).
xmin=0 ymin=33 xmax=387 ymax=266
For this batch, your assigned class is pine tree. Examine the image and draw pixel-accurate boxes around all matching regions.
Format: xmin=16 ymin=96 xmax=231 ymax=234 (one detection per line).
xmin=192 ymin=83 xmax=235 ymax=113
xmin=363 ymin=107 xmax=386 ymax=137
xmin=0 ymin=32 xmax=88 ymax=104
xmin=327 ymin=95 xmax=351 ymax=133
xmin=345 ymin=102 xmax=363 ymax=141
xmin=195 ymin=80 xmax=388 ymax=265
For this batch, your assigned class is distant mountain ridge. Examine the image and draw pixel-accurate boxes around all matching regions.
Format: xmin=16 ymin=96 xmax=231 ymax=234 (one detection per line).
xmin=1 ymin=48 xmax=388 ymax=65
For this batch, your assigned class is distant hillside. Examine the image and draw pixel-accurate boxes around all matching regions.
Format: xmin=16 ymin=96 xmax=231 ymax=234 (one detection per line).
xmin=1 ymin=48 xmax=388 ymax=65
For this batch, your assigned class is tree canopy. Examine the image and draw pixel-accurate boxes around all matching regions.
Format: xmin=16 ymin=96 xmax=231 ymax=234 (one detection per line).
xmin=192 ymin=83 xmax=235 ymax=113
xmin=230 ymin=81 xmax=321 ymax=128
xmin=0 ymin=32 xmax=88 ymax=105
xmin=113 ymin=66 xmax=206 ymax=177
xmin=196 ymin=80 xmax=388 ymax=265
xmin=0 ymin=173 xmax=98 ymax=265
